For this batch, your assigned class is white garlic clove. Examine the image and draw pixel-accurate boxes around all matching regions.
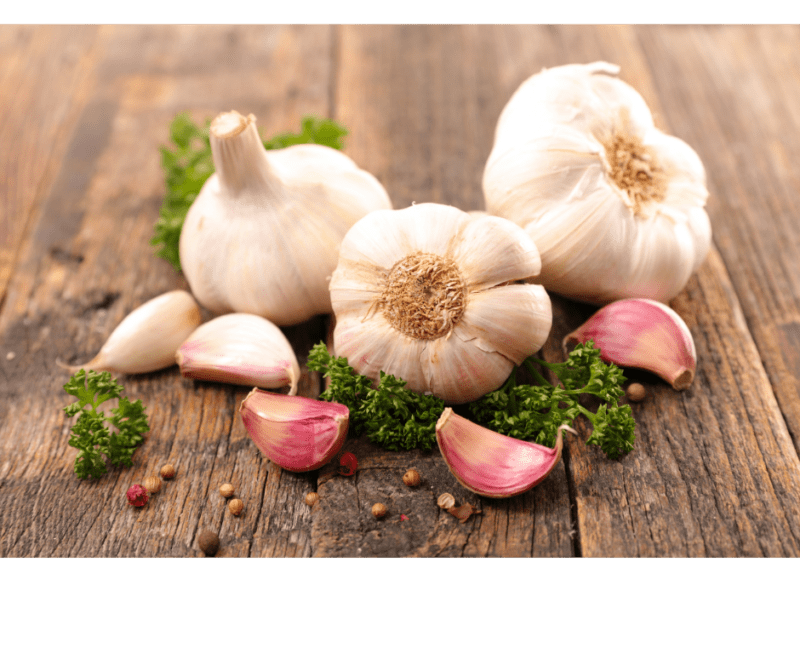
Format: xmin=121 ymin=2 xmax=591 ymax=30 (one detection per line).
xmin=176 ymin=313 xmax=300 ymax=395
xmin=421 ymin=331 xmax=515 ymax=405
xmin=456 ymin=283 xmax=552 ymax=364
xmin=239 ymin=389 xmax=349 ymax=472
xmin=68 ymin=290 xmax=201 ymax=374
xmin=435 ymin=408 xmax=573 ymax=498
xmin=450 ymin=212 xmax=542 ymax=290
xmin=563 ymin=298 xmax=697 ymax=390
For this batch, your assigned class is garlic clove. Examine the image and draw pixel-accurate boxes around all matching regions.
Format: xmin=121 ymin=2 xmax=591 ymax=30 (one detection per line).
xmin=333 ymin=311 xmax=430 ymax=393
xmin=451 ymin=212 xmax=542 ymax=290
xmin=456 ymin=283 xmax=552 ymax=364
xmin=563 ymin=298 xmax=697 ymax=390
xmin=435 ymin=408 xmax=572 ymax=498
xmin=239 ymin=389 xmax=349 ymax=472
xmin=176 ymin=313 xmax=300 ymax=395
xmin=421 ymin=332 xmax=515 ymax=404
xmin=67 ymin=290 xmax=201 ymax=374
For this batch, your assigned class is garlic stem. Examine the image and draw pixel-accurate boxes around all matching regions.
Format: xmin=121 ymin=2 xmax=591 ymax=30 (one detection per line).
xmin=210 ymin=111 xmax=279 ymax=196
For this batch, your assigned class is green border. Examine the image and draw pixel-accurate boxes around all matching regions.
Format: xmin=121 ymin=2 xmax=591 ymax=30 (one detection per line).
xmin=0 ymin=559 xmax=800 ymax=671
xmin=2 ymin=0 xmax=800 ymax=23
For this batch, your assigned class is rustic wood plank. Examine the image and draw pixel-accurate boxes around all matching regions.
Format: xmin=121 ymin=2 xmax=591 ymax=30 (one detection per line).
xmin=637 ymin=25 xmax=800 ymax=454
xmin=4 ymin=25 xmax=800 ymax=558
xmin=0 ymin=26 xmax=100 ymax=312
xmin=0 ymin=25 xmax=333 ymax=557
xmin=316 ymin=25 xmax=576 ymax=557
xmin=531 ymin=25 xmax=800 ymax=556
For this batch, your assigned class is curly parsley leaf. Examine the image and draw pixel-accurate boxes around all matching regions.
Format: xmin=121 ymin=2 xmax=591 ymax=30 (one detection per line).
xmin=63 ymin=369 xmax=150 ymax=479
xmin=360 ymin=372 xmax=443 ymax=451
xmin=307 ymin=343 xmax=441 ymax=451
xmin=151 ymin=114 xmax=349 ymax=271
xmin=469 ymin=341 xmax=635 ymax=459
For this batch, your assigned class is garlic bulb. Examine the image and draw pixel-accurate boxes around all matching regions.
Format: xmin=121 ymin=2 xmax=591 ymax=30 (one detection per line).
xmin=68 ymin=290 xmax=201 ymax=374
xmin=179 ymin=111 xmax=392 ymax=326
xmin=329 ymin=203 xmax=553 ymax=404
xmin=176 ymin=313 xmax=300 ymax=394
xmin=483 ymin=62 xmax=711 ymax=305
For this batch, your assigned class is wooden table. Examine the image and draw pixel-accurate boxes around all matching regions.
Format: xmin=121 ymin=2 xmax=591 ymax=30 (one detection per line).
xmin=2 ymin=25 xmax=800 ymax=558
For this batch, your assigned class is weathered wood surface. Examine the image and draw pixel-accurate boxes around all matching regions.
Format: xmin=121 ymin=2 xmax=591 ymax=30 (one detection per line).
xmin=2 ymin=25 xmax=800 ymax=557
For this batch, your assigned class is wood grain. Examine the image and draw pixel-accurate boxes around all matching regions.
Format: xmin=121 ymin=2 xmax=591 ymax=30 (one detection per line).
xmin=2 ymin=25 xmax=800 ymax=557
xmin=0 ymin=26 xmax=100 ymax=310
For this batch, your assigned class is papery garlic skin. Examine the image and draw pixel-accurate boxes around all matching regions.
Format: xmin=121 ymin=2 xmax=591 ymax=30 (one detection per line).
xmin=483 ymin=62 xmax=711 ymax=305
xmin=563 ymin=298 xmax=697 ymax=390
xmin=180 ymin=111 xmax=392 ymax=326
xmin=436 ymin=408 xmax=571 ymax=498
xmin=176 ymin=313 xmax=300 ymax=395
xmin=330 ymin=203 xmax=553 ymax=404
xmin=72 ymin=290 xmax=201 ymax=374
xmin=239 ymin=389 xmax=349 ymax=472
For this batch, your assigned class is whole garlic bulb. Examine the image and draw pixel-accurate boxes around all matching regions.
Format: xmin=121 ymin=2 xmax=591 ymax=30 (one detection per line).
xmin=329 ymin=203 xmax=553 ymax=404
xmin=483 ymin=62 xmax=711 ymax=305
xmin=180 ymin=111 xmax=392 ymax=326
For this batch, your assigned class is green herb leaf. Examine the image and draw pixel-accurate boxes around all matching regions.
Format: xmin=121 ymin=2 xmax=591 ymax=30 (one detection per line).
xmin=306 ymin=343 xmax=441 ymax=451
xmin=360 ymin=371 xmax=443 ymax=451
xmin=306 ymin=340 xmax=634 ymax=458
xmin=469 ymin=341 xmax=635 ymax=459
xmin=63 ymin=369 xmax=150 ymax=479
xmin=151 ymin=114 xmax=349 ymax=271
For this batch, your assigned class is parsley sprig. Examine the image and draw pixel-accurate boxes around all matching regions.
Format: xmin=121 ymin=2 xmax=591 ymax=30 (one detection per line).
xmin=63 ymin=369 xmax=150 ymax=479
xmin=307 ymin=343 xmax=443 ymax=451
xmin=307 ymin=340 xmax=635 ymax=459
xmin=151 ymin=113 xmax=349 ymax=271
xmin=469 ymin=341 xmax=635 ymax=459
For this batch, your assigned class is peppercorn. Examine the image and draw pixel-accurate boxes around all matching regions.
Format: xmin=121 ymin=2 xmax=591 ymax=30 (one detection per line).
xmin=228 ymin=499 xmax=244 ymax=516
xmin=402 ymin=468 xmax=421 ymax=487
xmin=126 ymin=484 xmax=149 ymax=507
xmin=160 ymin=464 xmax=176 ymax=480
xmin=338 ymin=452 xmax=358 ymax=476
xmin=449 ymin=503 xmax=482 ymax=523
xmin=437 ymin=492 xmax=455 ymax=510
xmin=143 ymin=476 xmax=162 ymax=494
xmin=219 ymin=483 xmax=235 ymax=498
xmin=304 ymin=492 xmax=320 ymax=507
xmin=372 ymin=502 xmax=387 ymax=519
xmin=627 ymin=383 xmax=647 ymax=403
xmin=198 ymin=529 xmax=219 ymax=556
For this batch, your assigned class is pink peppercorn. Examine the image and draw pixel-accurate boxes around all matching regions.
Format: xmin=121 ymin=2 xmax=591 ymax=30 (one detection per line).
xmin=126 ymin=484 xmax=149 ymax=507
xmin=338 ymin=452 xmax=358 ymax=477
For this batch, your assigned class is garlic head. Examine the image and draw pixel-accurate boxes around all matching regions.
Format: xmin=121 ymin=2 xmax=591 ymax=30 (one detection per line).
xmin=483 ymin=62 xmax=711 ymax=305
xmin=329 ymin=203 xmax=553 ymax=404
xmin=179 ymin=111 xmax=392 ymax=326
